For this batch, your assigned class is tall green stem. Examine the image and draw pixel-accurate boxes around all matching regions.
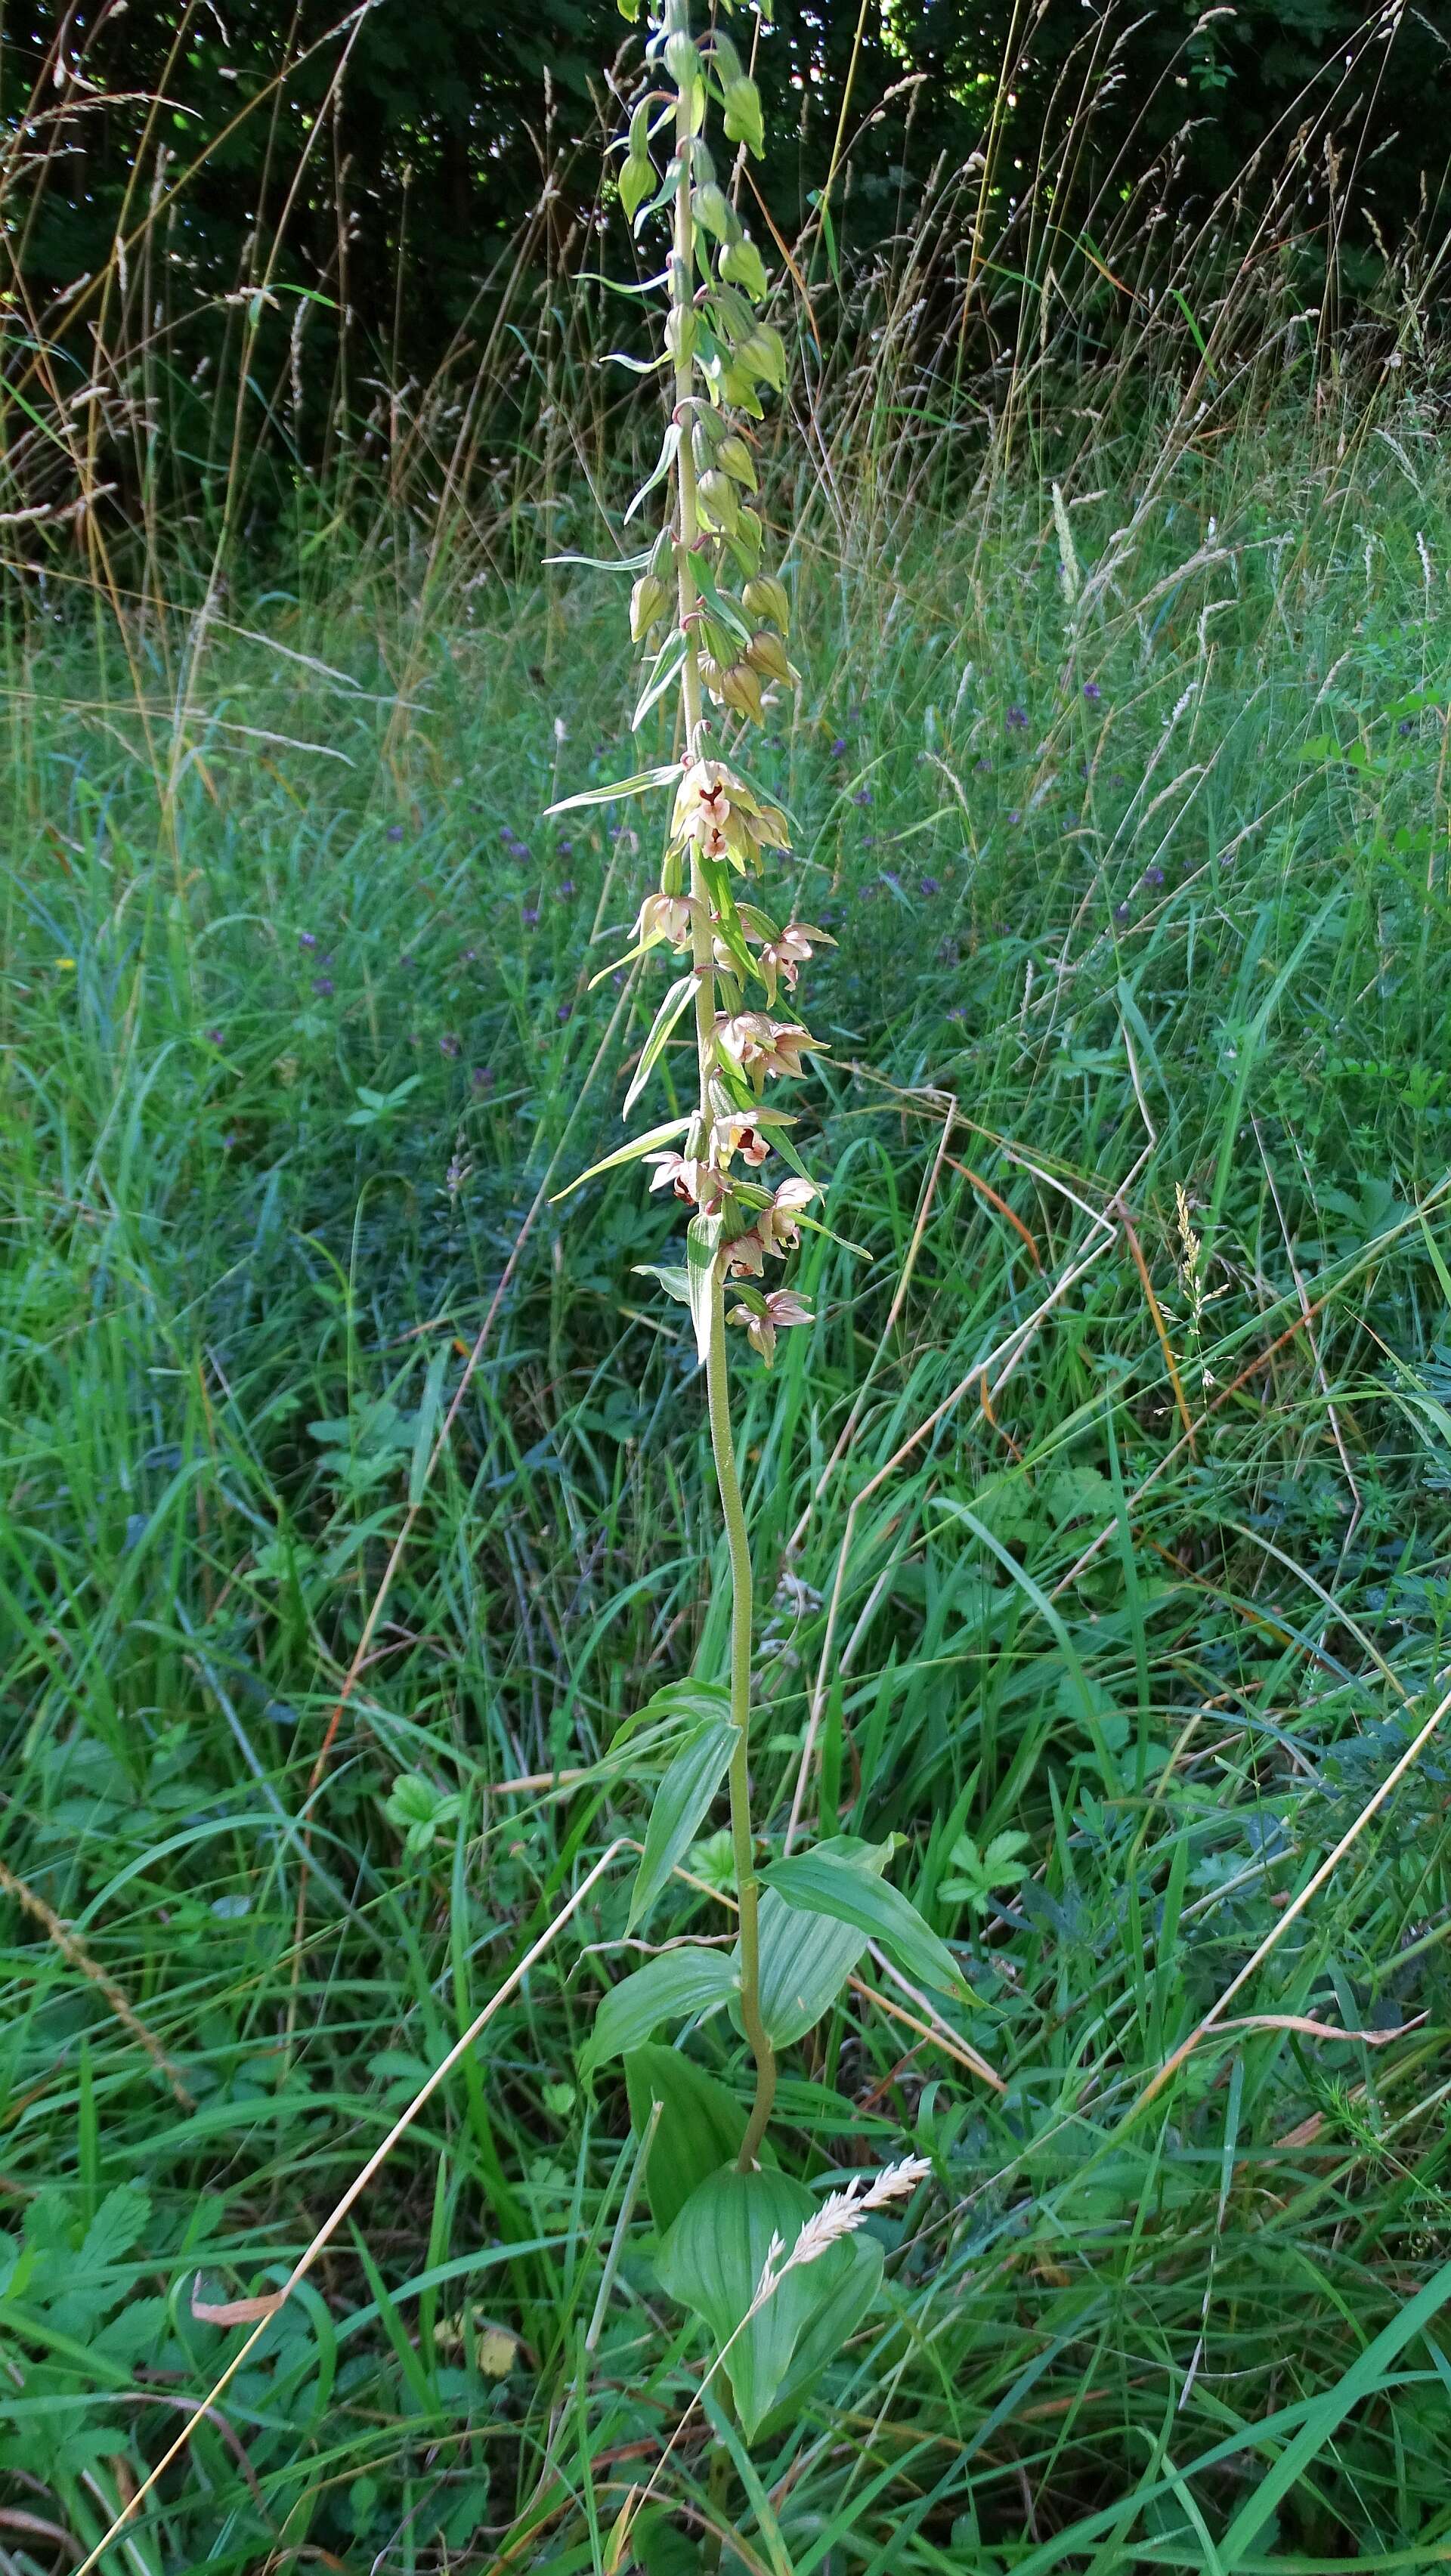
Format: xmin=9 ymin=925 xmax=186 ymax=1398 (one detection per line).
xmin=668 ymin=16 xmax=775 ymax=2168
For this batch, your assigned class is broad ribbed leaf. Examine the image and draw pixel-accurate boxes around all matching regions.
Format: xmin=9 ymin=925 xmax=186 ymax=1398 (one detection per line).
xmin=763 ymin=1842 xmax=967 ymax=2001
xmin=624 ymin=2045 xmax=747 ymax=2232
xmin=756 ymin=2231 xmax=883 ymax=2438
xmin=584 ymin=1948 xmax=738 ymax=2078
xmin=657 ymin=2165 xmax=864 ymax=2436
xmin=629 ymin=1719 xmax=738 ymax=1929
xmin=744 ymin=1838 xmax=889 ymax=2046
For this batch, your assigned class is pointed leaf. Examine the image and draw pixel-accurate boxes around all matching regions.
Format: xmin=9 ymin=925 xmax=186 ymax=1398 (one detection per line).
xmin=763 ymin=1844 xmax=967 ymax=2001
xmin=546 ymin=762 xmax=682 ymax=817
xmin=633 ymin=1261 xmax=691 ymax=1306
xmin=550 ymin=1117 xmax=691 ymax=1205
xmin=583 ymin=1947 xmax=738 ymax=2079
xmin=743 ymin=1835 xmax=892 ymax=2046
xmin=623 ymin=972 xmax=699 ymax=1115
xmin=630 ymin=1719 xmax=738 ymax=1928
xmin=625 ymin=2045 xmax=747 ymax=2231
xmin=685 ymin=1211 xmax=721 ymax=1367
xmin=656 ymin=2166 xmax=865 ymax=2437
xmin=624 ymin=420 xmax=682 ymax=524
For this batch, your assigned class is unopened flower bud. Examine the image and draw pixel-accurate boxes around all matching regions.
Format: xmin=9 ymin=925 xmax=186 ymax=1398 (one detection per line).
xmin=717 ymin=433 xmax=758 ymax=491
xmin=693 ymin=181 xmax=740 ymax=244
xmin=746 ymin=628 xmax=794 ymax=686
xmin=630 ymin=574 xmax=670 ymax=641
xmin=740 ymin=323 xmax=787 ymax=391
xmin=620 ymin=153 xmax=654 ymax=224
xmin=696 ymin=469 xmax=741 ymax=535
xmin=665 ymin=306 xmax=698 ymax=366
xmin=720 ymin=235 xmax=768 ymax=301
xmin=723 ymin=74 xmax=765 ymax=159
xmin=743 ymin=575 xmax=790 ymax=632
xmin=664 ymin=28 xmax=699 ymax=91
xmin=719 ymin=660 xmax=766 ymax=722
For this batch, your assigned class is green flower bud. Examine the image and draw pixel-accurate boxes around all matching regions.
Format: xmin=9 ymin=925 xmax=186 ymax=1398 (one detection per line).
xmin=740 ymin=323 xmax=787 ymax=391
xmin=696 ymin=468 xmax=741 ymax=536
xmin=721 ymin=364 xmax=764 ymax=419
xmin=628 ymin=101 xmax=651 ymax=157
xmin=710 ymin=29 xmax=746 ymax=87
xmin=720 ymin=236 xmax=768 ymax=302
xmin=665 ymin=306 xmax=698 ymax=366
xmin=630 ymin=574 xmax=670 ymax=641
xmin=723 ymin=75 xmax=765 ymax=159
xmin=619 ymin=153 xmax=654 ymax=224
xmin=690 ymin=416 xmax=719 ymax=476
xmin=719 ymin=660 xmax=766 ymax=722
xmin=664 ymin=29 xmax=698 ymax=91
xmin=649 ymin=526 xmax=677 ymax=582
xmin=717 ymin=433 xmax=758 ymax=491
xmin=743 ymin=574 xmax=790 ymax=632
xmin=723 ymin=514 xmax=765 ymax=578
xmin=693 ymin=181 xmax=741 ymax=245
xmin=661 ymin=843 xmax=685 ymax=898
xmin=745 ymin=628 xmax=794 ymax=686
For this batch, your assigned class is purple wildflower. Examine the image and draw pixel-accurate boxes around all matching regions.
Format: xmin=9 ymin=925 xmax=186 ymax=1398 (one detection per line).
xmin=206 ymin=1027 xmax=224 ymax=1046
xmin=1006 ymin=707 xmax=1028 ymax=731
xmin=831 ymin=737 xmax=848 ymax=757
xmin=299 ymin=930 xmax=317 ymax=950
xmin=1141 ymin=864 xmax=1165 ymax=887
xmin=472 ymin=1067 xmax=495 ymax=1092
xmin=1113 ymin=903 xmax=1130 ymax=926
xmin=920 ymin=876 xmax=940 ymax=896
xmin=853 ymin=787 xmax=874 ymax=806
xmin=558 ymin=838 xmax=574 ymax=857
xmin=439 ymin=1033 xmax=461 ymax=1059
xmin=386 ymin=824 xmax=404 ymax=843
xmin=1007 ymin=810 xmax=1021 ymax=826
xmin=1083 ymin=680 xmax=1102 ymax=702
xmin=522 ymin=907 xmax=540 ymax=927
xmin=557 ymin=1003 xmax=571 ymax=1023
xmin=311 ymin=976 xmax=334 ymax=997
xmin=558 ymin=880 xmax=575 ymax=898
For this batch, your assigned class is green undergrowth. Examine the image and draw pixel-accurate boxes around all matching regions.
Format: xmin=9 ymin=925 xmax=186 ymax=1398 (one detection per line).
xmin=5 ymin=407 xmax=1451 ymax=2571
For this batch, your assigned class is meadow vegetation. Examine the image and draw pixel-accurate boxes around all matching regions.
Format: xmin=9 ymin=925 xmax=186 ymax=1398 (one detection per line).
xmin=5 ymin=9 xmax=1451 ymax=2569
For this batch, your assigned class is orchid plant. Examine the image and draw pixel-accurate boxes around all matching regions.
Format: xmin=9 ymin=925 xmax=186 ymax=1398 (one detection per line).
xmin=549 ymin=0 xmax=966 ymax=2464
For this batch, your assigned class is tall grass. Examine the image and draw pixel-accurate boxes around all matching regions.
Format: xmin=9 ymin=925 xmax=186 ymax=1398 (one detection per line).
xmin=6 ymin=380 xmax=1451 ymax=2565
xmin=6 ymin=7 xmax=1451 ymax=2568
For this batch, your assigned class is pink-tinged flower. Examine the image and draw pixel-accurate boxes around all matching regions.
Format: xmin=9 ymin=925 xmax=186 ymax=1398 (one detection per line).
xmin=758 ymin=917 xmax=833 ymax=996
xmin=717 ymin=1013 xmax=818 ymax=1081
xmin=728 ymin=1285 xmax=814 ymax=1366
xmin=645 ymin=1151 xmax=700 ymax=1201
xmin=759 ymin=1173 xmax=817 ymax=1254
xmin=720 ymin=1119 xmax=770 ymax=1167
xmin=724 ymin=1228 xmax=766 ymax=1279
xmin=637 ymin=892 xmax=696 ymax=950
xmin=674 ymin=759 xmax=733 ymax=843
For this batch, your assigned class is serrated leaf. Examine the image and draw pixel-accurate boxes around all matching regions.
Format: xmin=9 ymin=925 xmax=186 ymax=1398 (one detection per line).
xmin=583 ymin=1947 xmax=738 ymax=2078
xmin=656 ymin=2166 xmax=868 ymax=2436
xmin=551 ymin=1116 xmax=691 ymax=1204
xmin=763 ymin=1842 xmax=967 ymax=2001
xmin=630 ymin=1720 xmax=738 ymax=1928
xmin=80 ymin=2185 xmax=150 ymax=2271
xmin=685 ymin=1211 xmax=720 ymax=1367
xmin=624 ymin=973 xmax=699 ymax=1116
xmin=625 ymin=2045 xmax=747 ymax=2231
